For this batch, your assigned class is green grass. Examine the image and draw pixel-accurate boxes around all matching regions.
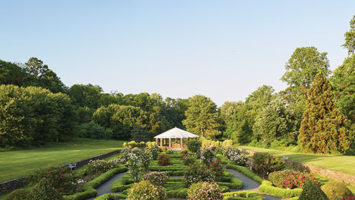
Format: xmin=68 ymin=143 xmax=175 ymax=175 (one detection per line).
xmin=238 ymin=146 xmax=355 ymax=175
xmin=0 ymin=138 xmax=125 ymax=182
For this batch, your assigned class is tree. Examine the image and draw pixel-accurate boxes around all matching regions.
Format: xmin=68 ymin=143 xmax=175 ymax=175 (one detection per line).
xmin=0 ymin=60 xmax=27 ymax=85
xmin=182 ymin=95 xmax=220 ymax=138
xmin=24 ymin=57 xmax=66 ymax=93
xmin=330 ymin=54 xmax=355 ymax=125
xmin=343 ymin=15 xmax=355 ymax=55
xmin=281 ymin=47 xmax=330 ymax=90
xmin=220 ymin=101 xmax=243 ymax=126
xmin=69 ymin=84 xmax=102 ymax=108
xmin=299 ymin=74 xmax=350 ymax=154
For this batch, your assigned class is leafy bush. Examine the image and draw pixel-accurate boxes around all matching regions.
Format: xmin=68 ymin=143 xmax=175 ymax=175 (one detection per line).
xmin=182 ymin=155 xmax=196 ymax=166
xmin=120 ymin=148 xmax=131 ymax=162
xmin=200 ymin=147 xmax=214 ymax=166
xmin=224 ymin=148 xmax=248 ymax=166
xmin=258 ymin=180 xmax=302 ymax=198
xmin=299 ymin=180 xmax=329 ymax=200
xmin=139 ymin=150 xmax=152 ymax=170
xmin=127 ymin=141 xmax=137 ymax=149
xmin=187 ymin=140 xmax=202 ymax=153
xmin=78 ymin=122 xmax=112 ymax=139
xmin=187 ymin=182 xmax=223 ymax=200
xmin=31 ymin=178 xmax=63 ymax=200
xmin=268 ymin=170 xmax=320 ymax=189
xmin=143 ymin=171 xmax=168 ymax=186
xmin=321 ymin=182 xmax=353 ymax=200
xmin=127 ymin=180 xmax=167 ymax=200
xmin=184 ymin=163 xmax=215 ymax=186
xmin=209 ymin=157 xmax=224 ymax=181
xmin=147 ymin=145 xmax=160 ymax=160
xmin=223 ymin=191 xmax=264 ymax=200
xmin=29 ymin=166 xmax=77 ymax=194
xmin=85 ymin=160 xmax=119 ymax=176
xmin=5 ymin=189 xmax=32 ymax=200
xmin=158 ymin=153 xmax=170 ymax=166
xmin=127 ymin=153 xmax=141 ymax=182
xmin=251 ymin=153 xmax=285 ymax=178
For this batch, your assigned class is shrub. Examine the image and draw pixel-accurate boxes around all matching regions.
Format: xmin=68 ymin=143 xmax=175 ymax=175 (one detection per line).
xmin=85 ymin=160 xmax=119 ymax=176
xmin=258 ymin=180 xmax=302 ymax=198
xmin=268 ymin=170 xmax=320 ymax=189
xmin=251 ymin=152 xmax=285 ymax=178
xmin=127 ymin=153 xmax=141 ymax=182
xmin=31 ymin=178 xmax=63 ymax=200
xmin=187 ymin=140 xmax=201 ymax=153
xmin=181 ymin=150 xmax=189 ymax=159
xmin=209 ymin=158 xmax=224 ymax=181
xmin=222 ymin=140 xmax=233 ymax=147
xmin=158 ymin=153 xmax=170 ymax=166
xmin=131 ymin=147 xmax=142 ymax=155
xmin=299 ymin=180 xmax=329 ymax=200
xmin=143 ymin=171 xmax=168 ymax=186
xmin=127 ymin=141 xmax=137 ymax=149
xmin=187 ymin=182 xmax=223 ymax=200
xmin=224 ymin=147 xmax=248 ymax=166
xmin=184 ymin=163 xmax=215 ymax=186
xmin=127 ymin=180 xmax=167 ymax=200
xmin=321 ymin=182 xmax=353 ymax=200
xmin=139 ymin=150 xmax=152 ymax=170
xmin=182 ymin=155 xmax=196 ymax=166
xmin=120 ymin=148 xmax=131 ymax=162
xmin=5 ymin=189 xmax=32 ymax=200
xmin=200 ymin=147 xmax=214 ymax=166
xmin=223 ymin=191 xmax=264 ymax=200
xmin=29 ymin=166 xmax=77 ymax=194
xmin=148 ymin=145 xmax=160 ymax=160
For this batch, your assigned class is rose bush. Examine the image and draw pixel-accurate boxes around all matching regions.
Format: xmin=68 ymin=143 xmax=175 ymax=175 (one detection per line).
xmin=143 ymin=171 xmax=168 ymax=186
xmin=187 ymin=182 xmax=223 ymax=200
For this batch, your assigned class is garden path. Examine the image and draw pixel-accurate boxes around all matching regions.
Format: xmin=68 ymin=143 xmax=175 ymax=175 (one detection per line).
xmin=226 ymin=169 xmax=281 ymax=200
xmin=87 ymin=172 xmax=126 ymax=200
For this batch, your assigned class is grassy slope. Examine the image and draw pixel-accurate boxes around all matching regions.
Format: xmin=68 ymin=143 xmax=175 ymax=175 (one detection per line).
xmin=238 ymin=146 xmax=355 ymax=175
xmin=0 ymin=138 xmax=125 ymax=182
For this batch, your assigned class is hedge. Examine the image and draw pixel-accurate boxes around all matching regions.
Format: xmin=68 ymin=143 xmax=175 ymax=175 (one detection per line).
xmin=63 ymin=166 xmax=127 ymax=200
xmin=225 ymin=164 xmax=263 ymax=184
xmin=258 ymin=180 xmax=302 ymax=198
xmin=223 ymin=190 xmax=264 ymax=200
xmin=94 ymin=193 xmax=127 ymax=200
xmin=110 ymin=173 xmax=133 ymax=192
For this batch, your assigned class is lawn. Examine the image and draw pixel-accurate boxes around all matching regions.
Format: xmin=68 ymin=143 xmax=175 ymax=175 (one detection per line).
xmin=237 ymin=146 xmax=355 ymax=175
xmin=0 ymin=138 xmax=125 ymax=182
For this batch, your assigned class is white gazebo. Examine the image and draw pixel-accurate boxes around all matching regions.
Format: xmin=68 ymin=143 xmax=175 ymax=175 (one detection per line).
xmin=154 ymin=127 xmax=199 ymax=149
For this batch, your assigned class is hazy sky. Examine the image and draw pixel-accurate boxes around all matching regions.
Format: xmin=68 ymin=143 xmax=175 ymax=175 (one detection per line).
xmin=1 ymin=0 xmax=354 ymax=105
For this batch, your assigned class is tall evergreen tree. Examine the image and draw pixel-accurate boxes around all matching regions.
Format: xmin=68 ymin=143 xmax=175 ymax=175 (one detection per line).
xmin=299 ymin=74 xmax=350 ymax=153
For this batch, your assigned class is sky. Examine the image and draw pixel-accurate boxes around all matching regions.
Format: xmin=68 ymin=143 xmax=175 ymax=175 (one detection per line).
xmin=1 ymin=0 xmax=354 ymax=105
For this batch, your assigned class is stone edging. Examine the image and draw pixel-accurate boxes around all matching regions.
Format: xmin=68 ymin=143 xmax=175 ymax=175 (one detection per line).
xmin=0 ymin=149 xmax=121 ymax=194
xmin=236 ymin=147 xmax=355 ymax=186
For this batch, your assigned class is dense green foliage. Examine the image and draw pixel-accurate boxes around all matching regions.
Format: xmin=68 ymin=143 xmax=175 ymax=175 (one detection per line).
xmin=31 ymin=178 xmax=64 ymax=200
xmin=187 ymin=182 xmax=223 ymax=200
xmin=299 ymin=74 xmax=350 ymax=153
xmin=4 ymin=189 xmax=31 ymax=200
xmin=299 ymin=180 xmax=329 ymax=200
xmin=126 ymin=180 xmax=167 ymax=200
xmin=321 ymin=182 xmax=353 ymax=200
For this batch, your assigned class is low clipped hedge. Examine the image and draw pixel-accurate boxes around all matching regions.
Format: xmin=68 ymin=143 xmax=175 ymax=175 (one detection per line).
xmin=110 ymin=173 xmax=133 ymax=192
xmin=94 ymin=193 xmax=126 ymax=200
xmin=258 ymin=180 xmax=302 ymax=198
xmin=63 ymin=166 xmax=127 ymax=200
xmin=225 ymin=164 xmax=263 ymax=183
xmin=223 ymin=191 xmax=264 ymax=200
xmin=217 ymin=177 xmax=243 ymax=190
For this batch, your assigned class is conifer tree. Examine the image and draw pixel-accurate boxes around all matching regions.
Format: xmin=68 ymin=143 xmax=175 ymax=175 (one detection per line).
xmin=299 ymin=74 xmax=350 ymax=153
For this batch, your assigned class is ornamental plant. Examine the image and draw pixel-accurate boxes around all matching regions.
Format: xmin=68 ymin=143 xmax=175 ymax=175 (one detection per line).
xmin=148 ymin=145 xmax=160 ymax=160
xmin=187 ymin=182 xmax=223 ymax=200
xmin=187 ymin=140 xmax=202 ymax=154
xmin=29 ymin=166 xmax=77 ymax=194
xmin=127 ymin=153 xmax=141 ymax=182
xmin=158 ymin=153 xmax=170 ymax=166
xmin=200 ymin=147 xmax=214 ymax=166
xmin=224 ymin=147 xmax=248 ymax=166
xmin=139 ymin=150 xmax=153 ymax=170
xmin=85 ymin=159 xmax=119 ymax=176
xmin=208 ymin=158 xmax=224 ymax=181
xmin=182 ymin=154 xmax=196 ymax=166
xmin=184 ymin=163 xmax=215 ymax=186
xmin=143 ymin=171 xmax=168 ymax=186
xmin=31 ymin=178 xmax=63 ymax=200
xmin=120 ymin=148 xmax=132 ymax=162
xmin=127 ymin=180 xmax=167 ymax=200
xmin=251 ymin=152 xmax=285 ymax=178
xmin=299 ymin=180 xmax=329 ymax=200
xmin=5 ymin=189 xmax=32 ymax=200
xmin=321 ymin=182 xmax=353 ymax=200
xmin=268 ymin=170 xmax=321 ymax=189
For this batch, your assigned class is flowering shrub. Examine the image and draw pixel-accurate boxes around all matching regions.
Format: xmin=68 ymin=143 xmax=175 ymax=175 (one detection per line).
xmin=181 ymin=150 xmax=189 ymax=159
xmin=269 ymin=170 xmax=321 ymax=189
xmin=147 ymin=145 xmax=160 ymax=160
xmin=299 ymin=180 xmax=328 ymax=200
xmin=139 ymin=150 xmax=153 ymax=170
xmin=120 ymin=148 xmax=132 ymax=162
xmin=85 ymin=160 xmax=119 ymax=176
xmin=187 ymin=140 xmax=202 ymax=153
xmin=158 ymin=153 xmax=170 ymax=166
xmin=29 ymin=166 xmax=77 ymax=194
xmin=187 ymin=182 xmax=223 ymax=200
xmin=127 ymin=180 xmax=167 ymax=200
xmin=341 ymin=197 xmax=355 ymax=200
xmin=224 ymin=147 xmax=248 ymax=166
xmin=184 ymin=163 xmax=215 ymax=186
xmin=183 ymin=155 xmax=196 ymax=166
xmin=200 ymin=147 xmax=214 ymax=166
xmin=208 ymin=158 xmax=224 ymax=181
xmin=31 ymin=178 xmax=63 ymax=200
xmin=143 ymin=171 xmax=168 ymax=186
xmin=251 ymin=152 xmax=285 ymax=178
xmin=127 ymin=153 xmax=141 ymax=182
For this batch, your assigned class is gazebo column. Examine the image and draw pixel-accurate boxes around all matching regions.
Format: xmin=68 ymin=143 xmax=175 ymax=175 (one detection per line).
xmin=180 ymin=138 xmax=183 ymax=148
xmin=156 ymin=138 xmax=158 ymax=146
xmin=160 ymin=138 xmax=163 ymax=147
xmin=169 ymin=138 xmax=172 ymax=148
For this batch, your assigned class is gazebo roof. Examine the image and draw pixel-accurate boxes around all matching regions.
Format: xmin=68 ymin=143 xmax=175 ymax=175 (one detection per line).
xmin=154 ymin=127 xmax=199 ymax=139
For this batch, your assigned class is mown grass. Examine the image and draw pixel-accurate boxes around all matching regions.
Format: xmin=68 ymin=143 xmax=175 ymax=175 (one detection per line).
xmin=237 ymin=145 xmax=355 ymax=175
xmin=0 ymin=138 xmax=125 ymax=182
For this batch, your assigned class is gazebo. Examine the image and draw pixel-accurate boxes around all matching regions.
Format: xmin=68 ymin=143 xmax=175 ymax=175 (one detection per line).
xmin=154 ymin=127 xmax=199 ymax=150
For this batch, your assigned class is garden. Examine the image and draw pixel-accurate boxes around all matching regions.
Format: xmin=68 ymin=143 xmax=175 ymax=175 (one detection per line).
xmin=4 ymin=139 xmax=355 ymax=200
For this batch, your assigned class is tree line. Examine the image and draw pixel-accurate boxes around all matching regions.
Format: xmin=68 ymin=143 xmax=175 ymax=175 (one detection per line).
xmin=0 ymin=15 xmax=354 ymax=154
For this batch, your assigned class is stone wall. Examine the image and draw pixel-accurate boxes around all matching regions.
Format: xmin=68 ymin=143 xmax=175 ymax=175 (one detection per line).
xmin=0 ymin=149 xmax=121 ymax=194
xmin=236 ymin=147 xmax=355 ymax=186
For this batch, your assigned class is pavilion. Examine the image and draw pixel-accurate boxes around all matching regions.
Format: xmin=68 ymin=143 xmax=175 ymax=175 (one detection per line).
xmin=154 ymin=127 xmax=199 ymax=150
